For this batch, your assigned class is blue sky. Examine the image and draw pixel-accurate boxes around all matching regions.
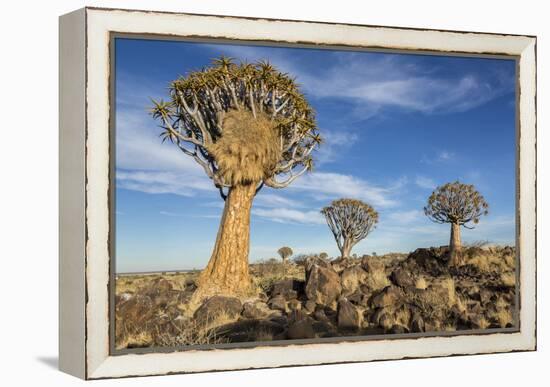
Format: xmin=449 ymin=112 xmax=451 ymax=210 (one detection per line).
xmin=114 ymin=38 xmax=516 ymax=273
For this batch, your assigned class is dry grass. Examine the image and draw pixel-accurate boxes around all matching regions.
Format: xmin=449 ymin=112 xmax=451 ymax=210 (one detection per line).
xmin=155 ymin=311 xmax=238 ymax=347
xmin=464 ymin=246 xmax=515 ymax=273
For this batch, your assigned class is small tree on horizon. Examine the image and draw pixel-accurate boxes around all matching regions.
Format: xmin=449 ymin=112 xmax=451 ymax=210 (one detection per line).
xmin=321 ymin=199 xmax=378 ymax=258
xmin=424 ymin=181 xmax=489 ymax=266
xmin=277 ymin=246 xmax=293 ymax=264
xmin=151 ymin=57 xmax=321 ymax=297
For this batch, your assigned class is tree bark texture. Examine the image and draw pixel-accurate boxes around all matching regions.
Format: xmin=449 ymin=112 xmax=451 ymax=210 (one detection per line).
xmin=196 ymin=182 xmax=256 ymax=297
xmin=448 ymin=222 xmax=464 ymax=266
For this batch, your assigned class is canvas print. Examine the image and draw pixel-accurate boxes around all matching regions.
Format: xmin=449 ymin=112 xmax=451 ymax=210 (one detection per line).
xmin=113 ymin=37 xmax=517 ymax=351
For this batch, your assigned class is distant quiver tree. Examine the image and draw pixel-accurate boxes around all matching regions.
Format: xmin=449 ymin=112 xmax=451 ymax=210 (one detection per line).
xmin=424 ymin=181 xmax=489 ymax=266
xmin=321 ymin=199 xmax=378 ymax=258
xmin=277 ymin=246 xmax=293 ymax=264
xmin=150 ymin=57 xmax=321 ymax=296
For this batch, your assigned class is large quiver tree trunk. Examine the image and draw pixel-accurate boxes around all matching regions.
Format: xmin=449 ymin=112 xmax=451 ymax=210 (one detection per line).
xmin=196 ymin=183 xmax=256 ymax=297
xmin=448 ymin=222 xmax=464 ymax=267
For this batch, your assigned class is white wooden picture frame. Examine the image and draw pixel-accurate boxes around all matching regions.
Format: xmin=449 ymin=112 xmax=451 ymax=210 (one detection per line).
xmin=59 ymin=7 xmax=536 ymax=379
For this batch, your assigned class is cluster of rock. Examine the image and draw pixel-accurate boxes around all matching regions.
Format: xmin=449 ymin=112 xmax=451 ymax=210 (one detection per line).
xmin=191 ymin=247 xmax=516 ymax=342
xmin=115 ymin=246 xmax=516 ymax=347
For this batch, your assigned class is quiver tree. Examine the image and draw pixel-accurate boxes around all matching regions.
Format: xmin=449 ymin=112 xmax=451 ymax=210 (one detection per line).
xmin=151 ymin=57 xmax=321 ymax=296
xmin=321 ymin=199 xmax=378 ymax=258
xmin=277 ymin=246 xmax=293 ymax=264
xmin=424 ymin=181 xmax=489 ymax=266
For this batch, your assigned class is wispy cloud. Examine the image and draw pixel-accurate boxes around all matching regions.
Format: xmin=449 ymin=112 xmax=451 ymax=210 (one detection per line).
xmin=205 ymin=45 xmax=514 ymax=115
xmin=290 ymin=172 xmax=403 ymax=208
xmin=254 ymin=193 xmax=305 ymax=209
xmin=252 ymin=207 xmax=325 ymax=225
xmin=117 ymin=170 xmax=214 ymax=197
xmin=415 ymin=176 xmax=437 ymax=190
xmin=385 ymin=209 xmax=424 ymax=224
xmin=420 ymin=150 xmax=456 ymax=164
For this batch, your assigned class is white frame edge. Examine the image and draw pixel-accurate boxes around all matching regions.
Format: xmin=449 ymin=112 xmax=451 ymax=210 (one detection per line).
xmin=60 ymin=7 xmax=537 ymax=380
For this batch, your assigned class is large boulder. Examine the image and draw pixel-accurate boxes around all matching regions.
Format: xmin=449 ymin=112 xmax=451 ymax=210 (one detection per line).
xmin=194 ymin=296 xmax=242 ymax=324
xmin=337 ymin=299 xmax=362 ymax=330
xmin=341 ymin=265 xmax=368 ymax=295
xmin=305 ymin=264 xmax=342 ymax=307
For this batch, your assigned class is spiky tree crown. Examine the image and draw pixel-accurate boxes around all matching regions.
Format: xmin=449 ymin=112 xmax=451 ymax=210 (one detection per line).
xmin=150 ymin=56 xmax=321 ymax=197
xmin=321 ymin=199 xmax=379 ymax=251
xmin=277 ymin=246 xmax=293 ymax=259
xmin=424 ymin=181 xmax=489 ymax=228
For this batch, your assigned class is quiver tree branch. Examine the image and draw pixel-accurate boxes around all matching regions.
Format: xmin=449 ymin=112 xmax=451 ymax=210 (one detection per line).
xmin=321 ymin=199 xmax=378 ymax=258
xmin=424 ymin=181 xmax=489 ymax=266
xmin=150 ymin=56 xmax=322 ymax=199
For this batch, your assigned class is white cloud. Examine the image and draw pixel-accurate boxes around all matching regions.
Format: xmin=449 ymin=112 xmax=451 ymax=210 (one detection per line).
xmin=385 ymin=209 xmax=424 ymax=224
xmin=415 ymin=176 xmax=436 ymax=189
xmin=438 ymin=151 xmax=454 ymax=161
xmin=252 ymin=207 xmax=325 ymax=225
xmin=117 ymin=170 xmax=214 ymax=197
xmin=290 ymin=172 xmax=402 ymax=208
xmin=254 ymin=193 xmax=304 ymax=209
xmin=205 ymin=45 xmax=514 ymax=115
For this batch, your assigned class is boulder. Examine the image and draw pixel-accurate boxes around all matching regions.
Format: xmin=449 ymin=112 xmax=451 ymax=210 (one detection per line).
xmin=268 ymin=294 xmax=287 ymax=312
xmin=410 ymin=313 xmax=425 ymax=332
xmin=305 ymin=256 xmax=330 ymax=277
xmin=312 ymin=320 xmax=336 ymax=337
xmin=119 ymin=294 xmax=154 ymax=324
xmin=305 ymin=264 xmax=342 ymax=307
xmin=304 ymin=300 xmax=317 ymax=313
xmin=313 ymin=308 xmax=330 ymax=322
xmin=361 ymin=256 xmax=385 ymax=273
xmin=370 ymin=286 xmax=403 ymax=308
xmin=287 ymin=318 xmax=316 ymax=339
xmin=337 ymin=299 xmax=362 ymax=330
xmin=361 ymin=257 xmax=390 ymax=292
xmin=341 ymin=266 xmax=368 ymax=295
xmin=194 ymin=296 xmax=242 ymax=324
xmin=242 ymin=301 xmax=271 ymax=319
xmin=144 ymin=278 xmax=174 ymax=297
xmin=391 ymin=267 xmax=416 ymax=288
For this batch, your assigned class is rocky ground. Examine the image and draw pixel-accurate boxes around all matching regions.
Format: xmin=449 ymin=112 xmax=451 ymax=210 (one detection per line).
xmin=115 ymin=246 xmax=516 ymax=349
